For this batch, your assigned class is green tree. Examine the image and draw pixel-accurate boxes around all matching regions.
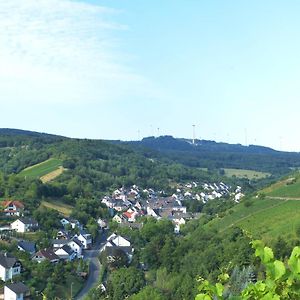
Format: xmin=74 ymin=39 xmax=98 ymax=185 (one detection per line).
xmin=129 ymin=286 xmax=166 ymax=300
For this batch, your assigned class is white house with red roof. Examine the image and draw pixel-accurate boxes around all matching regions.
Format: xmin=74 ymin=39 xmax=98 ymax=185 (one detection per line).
xmin=2 ymin=200 xmax=24 ymax=216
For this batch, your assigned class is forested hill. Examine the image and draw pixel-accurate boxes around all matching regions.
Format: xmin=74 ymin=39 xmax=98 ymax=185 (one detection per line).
xmin=121 ymin=136 xmax=300 ymax=174
xmin=0 ymin=129 xmax=224 ymax=201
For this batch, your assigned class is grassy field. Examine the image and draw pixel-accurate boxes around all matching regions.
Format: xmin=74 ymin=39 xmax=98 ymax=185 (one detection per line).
xmin=263 ymin=174 xmax=300 ymax=198
xmin=207 ymin=197 xmax=300 ymax=243
xmin=41 ymin=200 xmax=73 ymax=216
xmin=19 ymin=158 xmax=63 ymax=179
xmin=223 ymin=168 xmax=270 ymax=179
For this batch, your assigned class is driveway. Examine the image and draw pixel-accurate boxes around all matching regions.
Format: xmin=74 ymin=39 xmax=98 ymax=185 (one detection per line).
xmin=75 ymin=230 xmax=107 ymax=300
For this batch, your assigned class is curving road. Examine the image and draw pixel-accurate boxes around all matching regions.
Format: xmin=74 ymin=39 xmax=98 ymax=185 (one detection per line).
xmin=75 ymin=230 xmax=107 ymax=300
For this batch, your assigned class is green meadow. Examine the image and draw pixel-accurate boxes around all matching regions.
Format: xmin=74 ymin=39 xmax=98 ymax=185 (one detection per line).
xmin=19 ymin=158 xmax=63 ymax=179
xmin=224 ymin=168 xmax=270 ymax=179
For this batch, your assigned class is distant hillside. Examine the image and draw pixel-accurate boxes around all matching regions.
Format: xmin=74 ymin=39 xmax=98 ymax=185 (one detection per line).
xmin=0 ymin=128 xmax=223 ymax=200
xmin=120 ymin=136 xmax=300 ymax=175
xmin=0 ymin=128 xmax=63 ymax=138
xmin=207 ymin=171 xmax=300 ymax=243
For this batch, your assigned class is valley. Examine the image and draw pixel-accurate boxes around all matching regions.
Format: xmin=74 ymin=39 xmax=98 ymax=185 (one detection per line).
xmin=0 ymin=129 xmax=299 ymax=299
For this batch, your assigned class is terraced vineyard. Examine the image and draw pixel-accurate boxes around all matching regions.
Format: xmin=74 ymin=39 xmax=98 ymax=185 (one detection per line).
xmin=208 ymin=172 xmax=300 ymax=243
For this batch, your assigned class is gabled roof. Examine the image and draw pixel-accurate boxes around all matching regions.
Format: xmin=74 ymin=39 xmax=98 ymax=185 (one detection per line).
xmin=17 ymin=217 xmax=38 ymax=225
xmin=52 ymin=239 xmax=70 ymax=246
xmin=2 ymin=200 xmax=24 ymax=209
xmin=0 ymin=253 xmax=18 ymax=268
xmin=6 ymin=282 xmax=29 ymax=294
xmin=61 ymin=245 xmax=74 ymax=255
xmin=34 ymin=249 xmax=59 ymax=261
xmin=18 ymin=240 xmax=36 ymax=253
xmin=71 ymin=237 xmax=83 ymax=248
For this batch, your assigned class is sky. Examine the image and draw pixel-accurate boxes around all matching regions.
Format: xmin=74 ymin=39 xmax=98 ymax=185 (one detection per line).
xmin=1 ymin=0 xmax=300 ymax=151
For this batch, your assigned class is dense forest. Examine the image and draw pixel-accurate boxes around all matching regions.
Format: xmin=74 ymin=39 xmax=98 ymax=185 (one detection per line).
xmin=121 ymin=136 xmax=300 ymax=174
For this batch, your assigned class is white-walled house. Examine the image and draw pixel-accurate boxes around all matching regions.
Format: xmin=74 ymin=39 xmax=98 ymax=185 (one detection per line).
xmin=55 ymin=245 xmax=76 ymax=261
xmin=4 ymin=282 xmax=30 ymax=300
xmin=11 ymin=218 xmax=38 ymax=233
xmin=2 ymin=200 xmax=24 ymax=217
xmin=0 ymin=253 xmax=21 ymax=282
xmin=68 ymin=238 xmax=83 ymax=257
xmin=101 ymin=234 xmax=133 ymax=258
xmin=75 ymin=231 xmax=92 ymax=249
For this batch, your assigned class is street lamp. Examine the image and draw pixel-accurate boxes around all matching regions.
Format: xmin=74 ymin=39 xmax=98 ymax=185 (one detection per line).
xmin=70 ymin=282 xmax=74 ymax=300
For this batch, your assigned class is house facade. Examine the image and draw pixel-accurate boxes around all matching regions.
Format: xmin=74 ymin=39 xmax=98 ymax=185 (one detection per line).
xmin=2 ymin=201 xmax=24 ymax=216
xmin=11 ymin=218 xmax=38 ymax=233
xmin=0 ymin=253 xmax=21 ymax=282
xmin=4 ymin=282 xmax=30 ymax=300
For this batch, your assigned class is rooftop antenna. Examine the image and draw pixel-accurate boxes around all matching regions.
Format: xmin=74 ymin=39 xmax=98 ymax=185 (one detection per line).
xmin=192 ymin=125 xmax=196 ymax=144
xmin=157 ymin=128 xmax=160 ymax=137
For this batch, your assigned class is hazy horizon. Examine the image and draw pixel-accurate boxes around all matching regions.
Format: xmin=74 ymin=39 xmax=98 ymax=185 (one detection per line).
xmin=1 ymin=0 xmax=300 ymax=151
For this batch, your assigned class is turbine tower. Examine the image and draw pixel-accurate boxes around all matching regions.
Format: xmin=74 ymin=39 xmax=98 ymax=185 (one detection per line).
xmin=192 ymin=125 xmax=196 ymax=144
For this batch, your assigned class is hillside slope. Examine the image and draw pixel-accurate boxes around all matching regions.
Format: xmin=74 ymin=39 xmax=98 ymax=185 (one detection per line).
xmin=121 ymin=136 xmax=300 ymax=174
xmin=208 ymin=172 xmax=300 ymax=242
xmin=0 ymin=129 xmax=220 ymax=199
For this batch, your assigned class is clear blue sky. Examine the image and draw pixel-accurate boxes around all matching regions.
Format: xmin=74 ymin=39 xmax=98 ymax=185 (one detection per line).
xmin=1 ymin=0 xmax=300 ymax=151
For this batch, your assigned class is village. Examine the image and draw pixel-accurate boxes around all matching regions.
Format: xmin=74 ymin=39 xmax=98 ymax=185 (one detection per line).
xmin=0 ymin=181 xmax=243 ymax=299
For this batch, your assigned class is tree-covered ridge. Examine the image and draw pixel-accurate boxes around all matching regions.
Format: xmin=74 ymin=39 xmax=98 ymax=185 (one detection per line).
xmin=123 ymin=136 xmax=300 ymax=174
xmin=0 ymin=130 xmax=227 ymax=209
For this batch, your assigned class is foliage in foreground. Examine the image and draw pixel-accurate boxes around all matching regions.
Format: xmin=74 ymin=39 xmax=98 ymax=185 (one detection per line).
xmin=196 ymin=240 xmax=300 ymax=299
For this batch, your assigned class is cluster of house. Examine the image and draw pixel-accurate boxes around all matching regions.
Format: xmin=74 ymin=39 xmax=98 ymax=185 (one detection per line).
xmin=0 ymin=200 xmax=93 ymax=263
xmin=101 ymin=185 xmax=191 ymax=233
xmin=25 ymin=217 xmax=92 ymax=264
xmin=177 ymin=181 xmax=244 ymax=203
xmin=0 ymin=252 xmax=30 ymax=300
xmin=101 ymin=182 xmax=244 ymax=233
xmin=0 ymin=200 xmax=95 ymax=299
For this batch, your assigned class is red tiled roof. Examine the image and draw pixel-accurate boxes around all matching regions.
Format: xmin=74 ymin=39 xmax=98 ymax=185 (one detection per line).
xmin=123 ymin=211 xmax=133 ymax=219
xmin=2 ymin=200 xmax=24 ymax=209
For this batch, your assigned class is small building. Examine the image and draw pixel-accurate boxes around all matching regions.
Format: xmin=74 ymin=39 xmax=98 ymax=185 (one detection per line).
xmin=52 ymin=239 xmax=70 ymax=249
xmin=75 ymin=230 xmax=92 ymax=249
xmin=0 ymin=253 xmax=21 ymax=282
xmin=101 ymin=233 xmax=133 ymax=262
xmin=55 ymin=245 xmax=76 ymax=261
xmin=17 ymin=240 xmax=36 ymax=255
xmin=4 ymin=282 xmax=30 ymax=300
xmin=97 ymin=218 xmax=107 ymax=229
xmin=11 ymin=218 xmax=38 ymax=233
xmin=68 ymin=237 xmax=83 ymax=257
xmin=2 ymin=200 xmax=24 ymax=217
xmin=32 ymin=249 xmax=60 ymax=263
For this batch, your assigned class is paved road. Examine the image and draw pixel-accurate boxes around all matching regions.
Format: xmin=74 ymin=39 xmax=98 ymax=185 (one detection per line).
xmin=75 ymin=230 xmax=107 ymax=300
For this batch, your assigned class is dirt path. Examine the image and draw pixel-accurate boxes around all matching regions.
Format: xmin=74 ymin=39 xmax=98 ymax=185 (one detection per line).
xmin=40 ymin=166 xmax=65 ymax=183
xmin=266 ymin=196 xmax=300 ymax=201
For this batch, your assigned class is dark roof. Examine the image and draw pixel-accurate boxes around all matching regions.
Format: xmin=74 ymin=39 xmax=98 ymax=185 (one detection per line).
xmin=72 ymin=237 xmax=83 ymax=247
xmin=35 ymin=249 xmax=60 ymax=261
xmin=6 ymin=282 xmax=29 ymax=294
xmin=19 ymin=217 xmax=38 ymax=225
xmin=18 ymin=240 xmax=36 ymax=253
xmin=61 ymin=245 xmax=74 ymax=255
xmin=52 ymin=239 xmax=70 ymax=245
xmin=0 ymin=253 xmax=17 ymax=268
